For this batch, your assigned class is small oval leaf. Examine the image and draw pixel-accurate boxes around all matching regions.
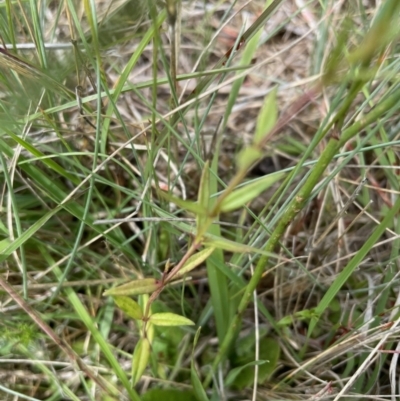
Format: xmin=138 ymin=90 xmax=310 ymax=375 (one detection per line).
xmin=114 ymin=296 xmax=143 ymax=320
xmin=103 ymin=278 xmax=159 ymax=297
xmin=149 ymin=312 xmax=195 ymax=327
xmin=132 ymin=338 xmax=151 ymax=385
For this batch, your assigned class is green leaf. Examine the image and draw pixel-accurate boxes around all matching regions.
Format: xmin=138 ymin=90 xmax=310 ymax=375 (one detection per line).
xmin=155 ymin=209 xmax=196 ymax=235
xmin=309 ymin=193 xmax=400 ymax=336
xmin=277 ymin=315 xmax=293 ymax=327
xmin=203 ymin=235 xmax=255 ymax=253
xmin=100 ymin=10 xmax=166 ymax=155
xmin=254 ymin=87 xmax=278 ymax=144
xmin=175 ymin=247 xmax=215 ymax=278
xmin=146 ymin=314 xmax=155 ymax=344
xmin=0 ymin=204 xmax=63 ymax=263
xmin=51 ymin=264 xmax=141 ymax=401
xmin=0 ymin=238 xmax=11 ymax=254
xmin=103 ymin=278 xmax=159 ymax=296
xmin=132 ymin=337 xmax=151 ymax=385
xmin=322 ymin=17 xmax=352 ymax=85
xmin=231 ymin=338 xmax=281 ymax=389
xmin=203 ymin=234 xmax=277 ymax=259
xmin=236 ymin=146 xmax=263 ymax=172
xmin=191 ymin=328 xmax=209 ymax=401
xmin=220 ymin=171 xmax=285 ymax=212
xmin=226 ymin=360 xmax=268 ymax=387
xmin=114 ymin=296 xmax=143 ymax=320
xmin=149 ymin=312 xmax=195 ymax=327
xmin=348 ymin=0 xmax=400 ymax=65
xmin=278 ymin=309 xmax=317 ymax=327
xmin=6 ymin=130 xmax=78 ymax=184
xmin=142 ymin=389 xmax=197 ymax=401
xmin=158 ymin=190 xmax=207 ymax=216
xmin=197 ymin=161 xmax=211 ymax=230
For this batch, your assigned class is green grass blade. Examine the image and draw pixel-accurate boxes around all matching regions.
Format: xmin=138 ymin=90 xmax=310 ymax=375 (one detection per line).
xmin=308 ymin=194 xmax=400 ymax=335
xmin=100 ymin=10 xmax=166 ymax=155
xmin=52 ymin=264 xmax=141 ymax=401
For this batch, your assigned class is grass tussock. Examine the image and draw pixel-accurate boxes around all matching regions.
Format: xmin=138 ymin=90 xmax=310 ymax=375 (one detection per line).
xmin=1 ymin=0 xmax=400 ymax=400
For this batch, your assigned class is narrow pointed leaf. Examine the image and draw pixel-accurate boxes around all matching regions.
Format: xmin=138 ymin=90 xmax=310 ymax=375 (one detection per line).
xmin=197 ymin=161 xmax=210 ymax=230
xmin=191 ymin=328 xmax=209 ymax=401
xmin=132 ymin=338 xmax=151 ymax=385
xmin=236 ymin=146 xmax=263 ymax=172
xmin=158 ymin=190 xmax=206 ymax=215
xmin=149 ymin=312 xmax=195 ymax=326
xmin=114 ymin=296 xmax=143 ymax=320
xmin=103 ymin=278 xmax=160 ymax=297
xmin=0 ymin=204 xmax=63 ymax=263
xmin=220 ymin=171 xmax=285 ymax=212
xmin=175 ymin=247 xmax=215 ymax=278
xmin=203 ymin=234 xmax=278 ymax=259
xmin=0 ymin=238 xmax=11 ymax=254
xmin=146 ymin=315 xmax=155 ymax=344
xmin=6 ymin=130 xmax=78 ymax=183
xmin=254 ymin=87 xmax=278 ymax=144
xmin=226 ymin=360 xmax=268 ymax=387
